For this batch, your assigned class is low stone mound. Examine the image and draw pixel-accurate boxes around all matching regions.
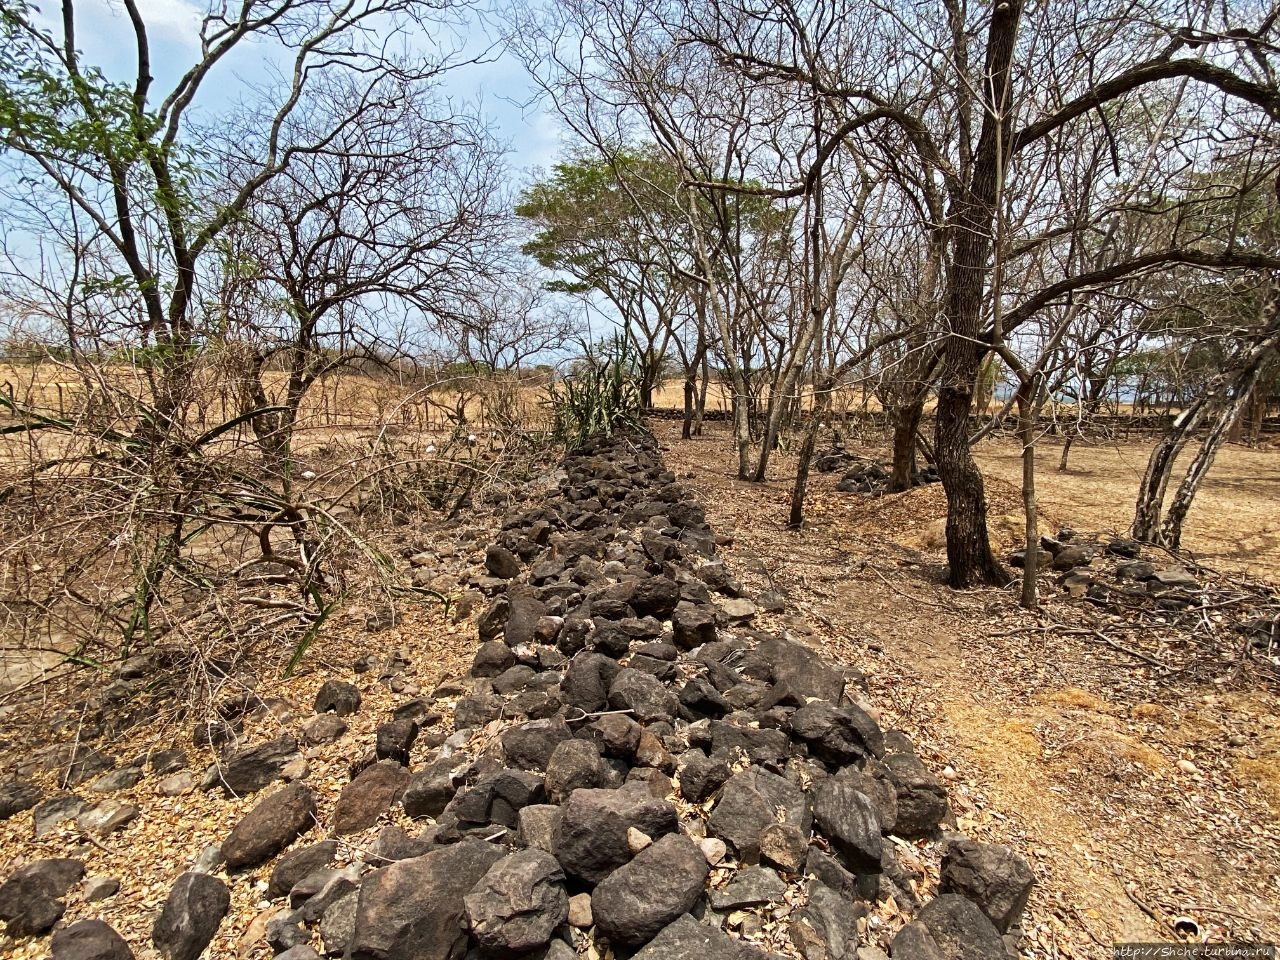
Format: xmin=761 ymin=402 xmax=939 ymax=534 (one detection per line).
xmin=0 ymin=429 xmax=1033 ymax=959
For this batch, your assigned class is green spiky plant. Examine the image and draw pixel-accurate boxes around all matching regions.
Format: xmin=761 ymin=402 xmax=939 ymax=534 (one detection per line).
xmin=547 ymin=331 xmax=644 ymax=449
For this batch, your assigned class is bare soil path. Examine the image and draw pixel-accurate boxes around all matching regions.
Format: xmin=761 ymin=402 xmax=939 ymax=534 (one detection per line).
xmin=659 ymin=422 xmax=1280 ymax=959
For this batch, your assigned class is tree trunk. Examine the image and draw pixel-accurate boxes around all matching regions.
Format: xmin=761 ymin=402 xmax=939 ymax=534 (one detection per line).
xmin=932 ymin=0 xmax=1022 ymax=588
xmin=682 ymin=374 xmax=695 ymax=439
xmin=888 ymin=399 xmax=924 ymax=492
xmin=1057 ymin=434 xmax=1074 ymax=471
xmin=1016 ymin=386 xmax=1039 ymax=609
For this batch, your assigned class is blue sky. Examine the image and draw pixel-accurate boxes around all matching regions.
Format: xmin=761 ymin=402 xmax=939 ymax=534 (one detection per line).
xmin=36 ymin=0 xmax=562 ymax=177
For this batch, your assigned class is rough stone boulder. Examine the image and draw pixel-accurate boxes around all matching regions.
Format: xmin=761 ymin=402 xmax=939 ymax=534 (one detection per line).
xmin=463 ymin=849 xmax=568 ymax=955
xmin=883 ymin=752 xmax=949 ymax=838
xmin=789 ymin=701 xmax=884 ymax=764
xmin=810 ymin=776 xmax=882 ymax=873
xmin=222 ymin=781 xmax=317 ymax=870
xmin=0 ymin=857 xmax=85 ymax=937
xmin=708 ymin=767 xmax=810 ymax=864
xmin=939 ymin=838 xmax=1034 ymax=933
xmin=348 ymin=839 xmax=505 ymax=960
xmin=51 ymin=919 xmax=135 ymax=960
xmin=553 ymin=785 xmax=678 ymax=884
xmin=630 ymin=914 xmax=769 ymax=960
xmin=333 ymin=761 xmax=410 ymax=835
xmin=151 ymin=872 xmax=231 ymax=960
xmin=314 ymin=679 xmax=362 ymax=716
xmin=896 ymin=894 xmax=1011 ymax=960
xmin=593 ymin=833 xmax=710 ymax=947
xmin=208 ymin=734 xmax=303 ymax=797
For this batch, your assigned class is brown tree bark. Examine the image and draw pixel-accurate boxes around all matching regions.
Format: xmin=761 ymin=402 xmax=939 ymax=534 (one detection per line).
xmin=932 ymin=0 xmax=1023 ymax=588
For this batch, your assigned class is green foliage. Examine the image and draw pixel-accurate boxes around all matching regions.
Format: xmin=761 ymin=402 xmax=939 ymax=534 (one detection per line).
xmin=547 ymin=332 xmax=644 ymax=449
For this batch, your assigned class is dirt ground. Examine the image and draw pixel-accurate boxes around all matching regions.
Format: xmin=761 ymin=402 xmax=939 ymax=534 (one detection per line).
xmin=657 ymin=421 xmax=1280 ymax=958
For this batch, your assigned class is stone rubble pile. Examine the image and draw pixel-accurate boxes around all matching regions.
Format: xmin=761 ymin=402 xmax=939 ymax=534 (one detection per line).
xmin=0 ymin=430 xmax=1035 ymax=960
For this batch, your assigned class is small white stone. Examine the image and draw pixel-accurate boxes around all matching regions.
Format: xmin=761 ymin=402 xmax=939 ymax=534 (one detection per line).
xmin=700 ymin=837 xmax=728 ymax=865
xmin=627 ymin=827 xmax=652 ymax=854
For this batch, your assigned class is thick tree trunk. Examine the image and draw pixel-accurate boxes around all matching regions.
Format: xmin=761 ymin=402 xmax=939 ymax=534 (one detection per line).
xmin=933 ymin=0 xmax=1022 ymax=588
xmin=888 ymin=399 xmax=924 ymax=492
xmin=682 ymin=375 xmax=695 ymax=439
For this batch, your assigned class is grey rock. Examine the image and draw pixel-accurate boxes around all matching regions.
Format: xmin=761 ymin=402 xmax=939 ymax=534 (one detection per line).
xmin=789 ymin=701 xmax=884 ymax=764
xmin=32 ymin=792 xmax=90 ymax=837
xmin=563 ymin=652 xmax=622 ymax=714
xmin=883 ymin=752 xmax=949 ymax=838
xmin=222 ymin=782 xmax=317 ymax=870
xmin=708 ymin=767 xmax=809 ymax=864
xmin=760 ymin=822 xmax=808 ymax=873
xmin=486 ymin=544 xmax=523 ymax=579
xmin=677 ymin=751 xmax=730 ymax=804
xmin=321 ymin=889 xmax=359 ymax=957
xmin=585 ymin=714 xmax=643 ymax=759
xmin=501 ymin=717 xmax=574 ymax=771
xmin=347 ymin=839 xmax=505 ymax=960
xmin=890 ymin=922 xmax=946 ymax=960
xmin=472 ymin=640 xmax=517 ymax=678
xmin=464 ymin=848 xmax=568 ymax=955
xmin=609 ymin=668 xmax=680 ymax=723
xmin=209 ymin=734 xmax=303 ymax=797
xmin=401 ymin=759 xmax=457 ymax=819
xmin=707 ymin=866 xmax=784 ymax=910
xmin=545 ymin=739 xmax=617 ymax=804
xmin=77 ymin=800 xmax=140 ymax=836
xmin=269 ymin=840 xmax=338 ymax=898
xmin=87 ymin=766 xmax=143 ymax=793
xmin=375 ymin=720 xmax=418 ymax=766
xmin=157 ymin=772 xmax=195 ymax=796
xmin=671 ymin=602 xmax=717 ymax=650
xmin=939 ymin=838 xmax=1034 ymax=933
xmin=517 ymin=804 xmax=561 ymax=852
xmin=0 ymin=780 xmax=41 ymax=820
xmin=630 ymin=914 xmax=768 ymax=960
xmin=51 ymin=919 xmax=135 ymax=960
xmin=315 ymin=679 xmax=362 ymax=716
xmin=791 ymin=883 xmax=863 ymax=960
xmin=0 ymin=858 xmax=84 ymax=937
xmin=83 ymin=875 xmax=121 ymax=902
xmin=810 ymin=777 xmax=881 ymax=873
xmin=151 ymin=872 xmax=231 ymax=960
xmin=593 ymin=833 xmax=710 ymax=947
xmin=334 ymin=760 xmax=410 ymax=835
xmin=553 ymin=785 xmax=678 ymax=884
xmin=912 ymin=894 xmax=1010 ymax=960
xmin=630 ymin=576 xmax=682 ymax=618
xmin=302 ymin=713 xmax=349 ymax=746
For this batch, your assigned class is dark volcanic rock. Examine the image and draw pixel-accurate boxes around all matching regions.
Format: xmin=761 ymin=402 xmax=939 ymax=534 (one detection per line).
xmin=708 ymin=768 xmax=809 ymax=864
xmin=883 ymin=752 xmax=949 ymax=838
xmin=0 ymin=858 xmax=85 ymax=936
xmin=472 ymin=640 xmax=517 ymax=678
xmin=939 ymin=838 xmax=1034 ymax=933
xmin=502 ymin=717 xmax=574 ymax=771
xmin=210 ymin=734 xmax=303 ymax=797
xmin=486 ymin=544 xmax=523 ymax=579
xmin=810 ymin=776 xmax=882 ymax=873
xmin=630 ymin=576 xmax=682 ymax=618
xmin=911 ymin=894 xmax=1010 ymax=960
xmin=553 ymin=785 xmax=678 ymax=884
xmin=347 ymin=839 xmax=505 ymax=960
xmin=0 ymin=779 xmax=42 ymax=820
xmin=334 ymin=761 xmax=411 ymax=835
xmin=593 ymin=833 xmax=710 ymax=947
xmin=151 ymin=872 xmax=231 ymax=960
xmin=375 ymin=719 xmax=418 ymax=766
xmin=463 ymin=848 xmax=568 ymax=956
xmin=671 ymin=602 xmax=717 ymax=650
xmin=707 ymin=866 xmax=785 ymax=910
xmin=545 ymin=739 xmax=617 ymax=804
xmin=402 ymin=759 xmax=457 ymax=819
xmin=676 ymin=751 xmax=731 ymax=804
xmin=51 ymin=919 xmax=135 ymax=960
xmin=630 ymin=914 xmax=768 ymax=960
xmin=789 ymin=701 xmax=884 ymax=764
xmin=609 ymin=668 xmax=680 ymax=723
xmin=222 ymin=781 xmax=317 ymax=871
xmin=315 ymin=679 xmax=363 ymax=717
xmin=269 ymin=840 xmax=338 ymax=898
xmin=563 ymin=652 xmax=622 ymax=714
